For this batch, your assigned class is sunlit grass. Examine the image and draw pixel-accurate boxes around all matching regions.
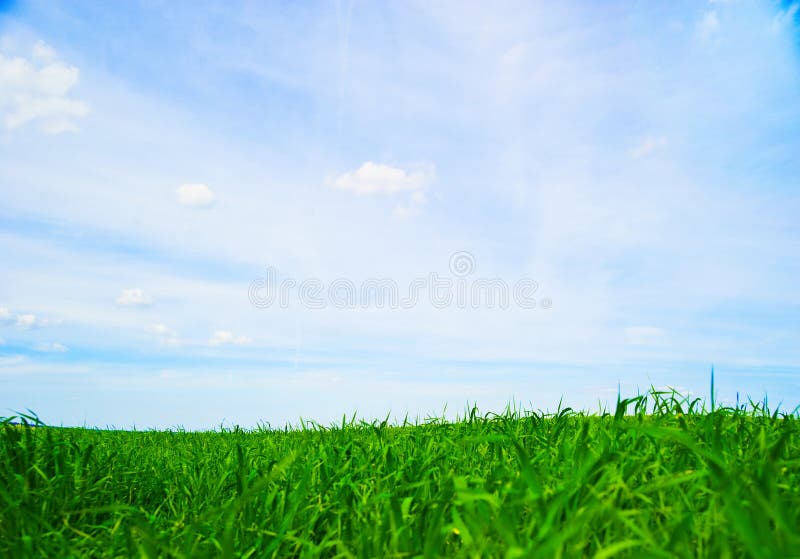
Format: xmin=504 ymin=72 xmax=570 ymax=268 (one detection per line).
xmin=2 ymin=387 xmax=799 ymax=557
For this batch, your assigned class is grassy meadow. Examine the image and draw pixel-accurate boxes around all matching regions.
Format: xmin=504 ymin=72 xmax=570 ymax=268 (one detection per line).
xmin=2 ymin=389 xmax=800 ymax=558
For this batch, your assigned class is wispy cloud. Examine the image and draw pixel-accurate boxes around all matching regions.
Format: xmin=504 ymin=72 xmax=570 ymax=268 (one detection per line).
xmin=147 ymin=323 xmax=183 ymax=347
xmin=15 ymin=312 xmax=57 ymax=330
xmin=208 ymin=330 xmax=251 ymax=347
xmin=628 ymin=136 xmax=668 ymax=159
xmin=16 ymin=313 xmax=39 ymax=329
xmin=147 ymin=323 xmax=175 ymax=337
xmin=0 ymin=355 xmax=25 ymax=367
xmin=329 ymin=162 xmax=435 ymax=195
xmin=772 ymin=3 xmax=799 ymax=33
xmin=696 ymin=10 xmax=720 ymax=40
xmin=116 ymin=288 xmax=152 ymax=307
xmin=36 ymin=342 xmax=68 ymax=353
xmin=393 ymin=190 xmax=430 ymax=219
xmin=1 ymin=307 xmax=57 ymax=329
xmin=176 ymin=183 xmax=216 ymax=208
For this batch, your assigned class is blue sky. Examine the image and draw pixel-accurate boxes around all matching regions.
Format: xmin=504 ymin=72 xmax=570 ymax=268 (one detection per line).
xmin=1 ymin=0 xmax=799 ymax=428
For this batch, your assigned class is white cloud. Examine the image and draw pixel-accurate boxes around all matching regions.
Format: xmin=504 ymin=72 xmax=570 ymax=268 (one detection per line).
xmin=628 ymin=136 xmax=668 ymax=159
xmin=0 ymin=337 xmax=5 ymax=346
xmin=0 ymin=41 xmax=89 ymax=134
xmin=16 ymin=314 xmax=37 ymax=329
xmin=31 ymin=41 xmax=57 ymax=63
xmin=177 ymin=183 xmax=216 ymax=208
xmin=329 ymin=162 xmax=435 ymax=195
xmin=1 ymin=308 xmax=57 ymax=329
xmin=161 ymin=337 xmax=184 ymax=347
xmin=392 ymin=205 xmax=414 ymax=219
xmin=208 ymin=330 xmax=252 ymax=347
xmin=393 ymin=191 xmax=429 ymax=220
xmin=116 ymin=288 xmax=152 ymax=307
xmin=410 ymin=191 xmax=428 ymax=205
xmin=391 ymin=178 xmax=432 ymax=219
xmin=16 ymin=313 xmax=41 ymax=329
xmin=2 ymin=308 xmax=57 ymax=329
xmin=147 ymin=323 xmax=174 ymax=336
xmin=624 ymin=326 xmax=665 ymax=346
xmin=147 ymin=323 xmax=182 ymax=346
xmin=37 ymin=342 xmax=68 ymax=353
xmin=696 ymin=10 xmax=720 ymax=40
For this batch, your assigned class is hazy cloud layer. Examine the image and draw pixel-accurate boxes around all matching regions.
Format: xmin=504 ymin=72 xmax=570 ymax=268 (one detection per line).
xmin=1 ymin=0 xmax=799 ymax=427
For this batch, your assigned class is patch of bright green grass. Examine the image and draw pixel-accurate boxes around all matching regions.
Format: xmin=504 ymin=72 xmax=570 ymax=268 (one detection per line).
xmin=2 ymin=388 xmax=800 ymax=558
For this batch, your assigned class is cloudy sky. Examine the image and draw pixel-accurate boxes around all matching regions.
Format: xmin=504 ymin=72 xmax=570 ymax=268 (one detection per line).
xmin=1 ymin=0 xmax=799 ymax=428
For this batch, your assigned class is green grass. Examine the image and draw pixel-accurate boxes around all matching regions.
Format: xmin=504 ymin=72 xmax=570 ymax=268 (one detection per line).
xmin=2 ymin=389 xmax=800 ymax=558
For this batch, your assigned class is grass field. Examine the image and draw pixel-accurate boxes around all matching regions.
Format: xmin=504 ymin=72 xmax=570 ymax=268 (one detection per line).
xmin=2 ymin=388 xmax=800 ymax=558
